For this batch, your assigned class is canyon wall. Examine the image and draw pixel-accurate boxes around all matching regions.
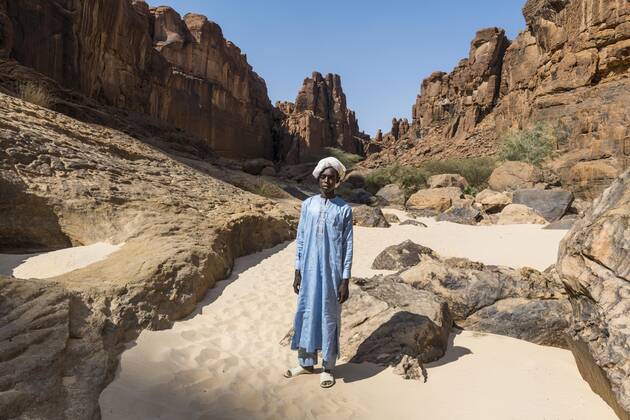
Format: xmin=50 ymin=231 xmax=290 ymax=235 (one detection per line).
xmin=366 ymin=0 xmax=630 ymax=199
xmin=0 ymin=0 xmax=274 ymax=159
xmin=274 ymin=72 xmax=369 ymax=164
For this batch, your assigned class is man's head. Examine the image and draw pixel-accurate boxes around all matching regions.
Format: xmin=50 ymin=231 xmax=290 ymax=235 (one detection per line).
xmin=312 ymin=157 xmax=347 ymax=192
xmin=318 ymin=167 xmax=339 ymax=194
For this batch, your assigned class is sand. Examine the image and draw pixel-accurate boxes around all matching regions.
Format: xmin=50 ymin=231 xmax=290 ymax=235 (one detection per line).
xmin=98 ymin=216 xmax=617 ymax=420
xmin=0 ymin=242 xmax=123 ymax=279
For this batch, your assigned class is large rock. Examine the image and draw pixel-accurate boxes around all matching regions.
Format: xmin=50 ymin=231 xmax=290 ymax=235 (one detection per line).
xmin=371 ymin=239 xmax=436 ymax=270
xmin=273 ymin=72 xmax=369 ymax=163
xmin=427 ymin=173 xmax=469 ymax=189
xmin=474 ymin=188 xmax=511 ymax=213
xmin=488 ymin=161 xmax=544 ymax=192
xmin=341 ymin=276 xmax=452 ymax=377
xmin=376 ymin=183 xmax=406 ymax=207
xmin=2 ymin=2 xmax=275 ymax=160
xmin=436 ymin=203 xmax=481 ymax=225
xmin=512 ymin=189 xmax=573 ymax=222
xmin=398 ymin=254 xmax=570 ymax=348
xmin=406 ymin=187 xmax=463 ymax=212
xmin=557 ymin=169 xmax=630 ymax=419
xmin=352 ymin=205 xmax=390 ymax=228
xmin=0 ymin=93 xmax=296 ymax=418
xmin=497 ymin=204 xmax=546 ymax=225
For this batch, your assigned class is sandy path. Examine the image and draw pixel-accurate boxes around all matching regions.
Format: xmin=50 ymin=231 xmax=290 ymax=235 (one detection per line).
xmin=99 ymin=220 xmax=616 ymax=420
xmin=0 ymin=242 xmax=123 ymax=279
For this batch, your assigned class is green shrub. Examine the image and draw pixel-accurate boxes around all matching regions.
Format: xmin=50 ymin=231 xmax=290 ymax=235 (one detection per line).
xmin=17 ymin=82 xmax=53 ymax=108
xmin=365 ymin=164 xmax=428 ymax=197
xmin=303 ymin=147 xmax=364 ymax=170
xmin=421 ymin=157 xmax=497 ymax=189
xmin=498 ymin=123 xmax=556 ymax=167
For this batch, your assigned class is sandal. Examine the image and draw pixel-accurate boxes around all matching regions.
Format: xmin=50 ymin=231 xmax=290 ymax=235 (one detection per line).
xmin=283 ymin=366 xmax=313 ymax=378
xmin=320 ymin=371 xmax=335 ymax=388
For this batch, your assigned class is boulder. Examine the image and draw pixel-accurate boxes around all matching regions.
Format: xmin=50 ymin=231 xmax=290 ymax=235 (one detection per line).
xmin=436 ymin=203 xmax=481 ymax=225
xmin=345 ymin=188 xmax=375 ymax=205
xmin=384 ymin=213 xmax=400 ymax=224
xmin=260 ymin=166 xmax=276 ymax=176
xmin=242 ymin=158 xmax=274 ymax=175
xmin=345 ymin=168 xmax=373 ymax=189
xmin=371 ymin=240 xmax=436 ymax=270
xmin=488 ymin=161 xmax=543 ymax=191
xmin=512 ymin=189 xmax=573 ymax=222
xmin=497 ymin=204 xmax=546 ymax=225
xmin=352 ymin=205 xmax=390 ymax=228
xmin=427 ymin=173 xmax=469 ymax=189
xmin=474 ymin=188 xmax=511 ymax=213
xmin=406 ymin=187 xmax=463 ymax=212
xmin=557 ymin=169 xmax=630 ymax=419
xmin=341 ymin=276 xmax=452 ymax=376
xmin=376 ymin=184 xmax=405 ymax=207
xmin=398 ymin=255 xmax=570 ymax=348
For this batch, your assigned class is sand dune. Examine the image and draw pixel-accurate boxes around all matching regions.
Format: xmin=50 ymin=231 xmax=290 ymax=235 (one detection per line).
xmin=0 ymin=242 xmax=123 ymax=279
xmin=98 ymin=219 xmax=616 ymax=420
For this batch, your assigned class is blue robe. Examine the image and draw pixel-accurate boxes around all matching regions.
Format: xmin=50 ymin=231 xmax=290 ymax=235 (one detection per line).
xmin=291 ymin=195 xmax=353 ymax=364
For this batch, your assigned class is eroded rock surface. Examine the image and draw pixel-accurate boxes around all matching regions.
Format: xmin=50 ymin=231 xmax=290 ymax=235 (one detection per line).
xmin=0 ymin=93 xmax=296 ymax=419
xmin=557 ymin=169 xmax=630 ymax=419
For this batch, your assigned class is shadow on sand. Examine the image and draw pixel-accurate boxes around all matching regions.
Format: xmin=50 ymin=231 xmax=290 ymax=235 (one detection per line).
xmin=337 ymin=329 xmax=473 ymax=384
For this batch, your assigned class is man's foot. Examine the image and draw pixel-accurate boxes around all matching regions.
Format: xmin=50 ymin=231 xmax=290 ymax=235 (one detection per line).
xmin=283 ymin=365 xmax=314 ymax=378
xmin=320 ymin=370 xmax=335 ymax=388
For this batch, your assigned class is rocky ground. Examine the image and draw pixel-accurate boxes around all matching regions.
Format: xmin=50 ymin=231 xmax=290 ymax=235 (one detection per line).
xmin=0 ymin=92 xmax=297 ymax=419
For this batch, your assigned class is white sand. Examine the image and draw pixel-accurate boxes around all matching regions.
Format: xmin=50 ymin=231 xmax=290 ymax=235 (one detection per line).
xmin=0 ymin=242 xmax=123 ymax=279
xmin=99 ymin=218 xmax=616 ymax=420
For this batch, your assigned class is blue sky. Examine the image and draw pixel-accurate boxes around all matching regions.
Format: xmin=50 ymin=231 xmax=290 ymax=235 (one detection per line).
xmin=149 ymin=1 xmax=526 ymax=135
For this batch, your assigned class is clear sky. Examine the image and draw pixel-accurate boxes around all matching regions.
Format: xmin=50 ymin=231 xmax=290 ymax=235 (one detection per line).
xmin=148 ymin=1 xmax=526 ymax=136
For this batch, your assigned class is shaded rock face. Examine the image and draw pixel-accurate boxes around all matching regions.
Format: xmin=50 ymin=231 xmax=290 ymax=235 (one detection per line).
xmin=341 ymin=276 xmax=452 ymax=371
xmin=363 ymin=0 xmax=630 ymax=199
xmin=352 ymin=205 xmax=390 ymax=228
xmin=376 ymin=183 xmax=406 ymax=207
xmin=371 ymin=240 xmax=436 ymax=270
xmin=0 ymin=93 xmax=296 ymax=419
xmin=557 ymin=169 xmax=630 ymax=419
xmin=436 ymin=203 xmax=482 ymax=225
xmin=273 ymin=72 xmax=368 ymax=163
xmin=1 ymin=0 xmax=274 ymax=159
xmin=396 ymin=249 xmax=570 ymax=348
xmin=512 ymin=188 xmax=573 ymax=222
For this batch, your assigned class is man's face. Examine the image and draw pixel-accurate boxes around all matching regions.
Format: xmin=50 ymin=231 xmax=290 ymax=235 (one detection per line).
xmin=319 ymin=167 xmax=339 ymax=193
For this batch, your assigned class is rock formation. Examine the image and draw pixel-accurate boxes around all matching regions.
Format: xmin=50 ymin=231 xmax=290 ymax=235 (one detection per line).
xmin=396 ymin=247 xmax=571 ymax=348
xmin=274 ymin=72 xmax=369 ymax=163
xmin=0 ymin=92 xmax=296 ymax=418
xmin=0 ymin=0 xmax=274 ymax=159
xmin=364 ymin=0 xmax=630 ymax=199
xmin=557 ymin=169 xmax=630 ymax=420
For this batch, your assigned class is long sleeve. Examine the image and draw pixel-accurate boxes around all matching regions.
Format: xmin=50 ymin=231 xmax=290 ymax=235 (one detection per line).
xmin=341 ymin=207 xmax=353 ymax=279
xmin=295 ymin=200 xmax=308 ymax=270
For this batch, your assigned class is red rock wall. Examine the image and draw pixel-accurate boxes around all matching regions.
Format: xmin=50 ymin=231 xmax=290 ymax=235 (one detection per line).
xmin=274 ymin=72 xmax=368 ymax=164
xmin=0 ymin=0 xmax=274 ymax=159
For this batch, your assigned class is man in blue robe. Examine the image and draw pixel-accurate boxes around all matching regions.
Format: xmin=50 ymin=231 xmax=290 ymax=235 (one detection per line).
xmin=284 ymin=157 xmax=354 ymax=388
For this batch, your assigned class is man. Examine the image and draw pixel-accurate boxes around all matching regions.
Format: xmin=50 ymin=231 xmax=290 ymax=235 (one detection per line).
xmin=284 ymin=157 xmax=354 ymax=388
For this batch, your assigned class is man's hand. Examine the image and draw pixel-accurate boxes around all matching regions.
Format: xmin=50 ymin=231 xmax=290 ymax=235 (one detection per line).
xmin=338 ymin=278 xmax=350 ymax=304
xmin=293 ymin=270 xmax=301 ymax=294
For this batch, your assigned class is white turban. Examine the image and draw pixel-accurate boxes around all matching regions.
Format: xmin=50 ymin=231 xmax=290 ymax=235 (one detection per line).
xmin=312 ymin=157 xmax=346 ymax=186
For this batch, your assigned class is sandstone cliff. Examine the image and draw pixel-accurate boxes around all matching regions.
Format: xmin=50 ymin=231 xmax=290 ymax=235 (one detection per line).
xmin=274 ymin=72 xmax=369 ymax=163
xmin=0 ymin=0 xmax=274 ymax=159
xmin=365 ymin=0 xmax=630 ymax=199
xmin=0 ymin=92 xmax=297 ymax=419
